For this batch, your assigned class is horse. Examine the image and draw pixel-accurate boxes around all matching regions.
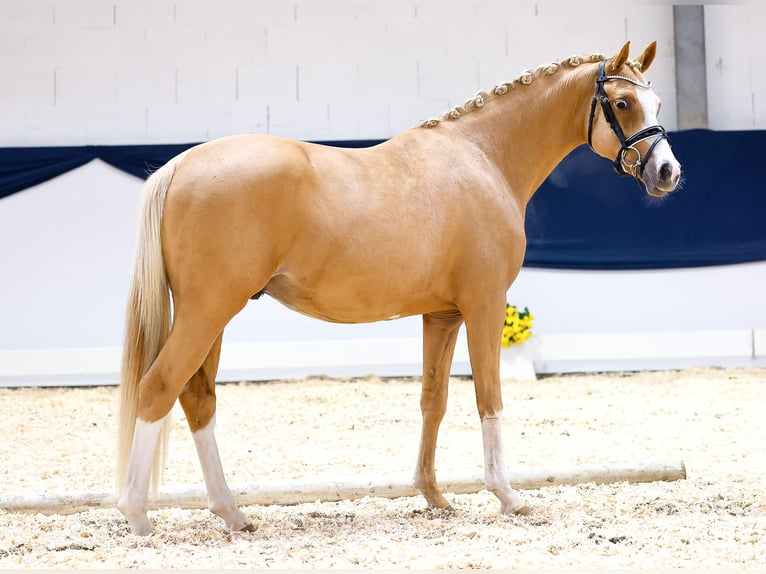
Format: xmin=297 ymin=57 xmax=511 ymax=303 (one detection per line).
xmin=116 ymin=41 xmax=682 ymax=535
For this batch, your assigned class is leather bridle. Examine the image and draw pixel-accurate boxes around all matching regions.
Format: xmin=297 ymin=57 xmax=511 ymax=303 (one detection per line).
xmin=587 ymin=60 xmax=668 ymax=184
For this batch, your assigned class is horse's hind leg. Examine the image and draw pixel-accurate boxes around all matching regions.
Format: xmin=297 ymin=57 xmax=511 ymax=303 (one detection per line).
xmin=118 ymin=416 xmax=165 ymax=535
xmin=178 ymin=333 xmax=254 ymax=532
xmin=118 ymin=301 xmax=243 ymax=535
xmin=414 ymin=311 xmax=463 ymax=510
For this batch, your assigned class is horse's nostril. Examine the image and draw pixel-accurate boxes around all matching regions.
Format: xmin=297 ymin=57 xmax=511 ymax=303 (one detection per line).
xmin=659 ymin=161 xmax=673 ymax=181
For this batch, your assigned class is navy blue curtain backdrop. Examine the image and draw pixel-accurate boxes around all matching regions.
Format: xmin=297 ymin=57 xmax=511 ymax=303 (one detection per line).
xmin=1 ymin=130 xmax=764 ymax=270
xmin=526 ymin=129 xmax=766 ymax=269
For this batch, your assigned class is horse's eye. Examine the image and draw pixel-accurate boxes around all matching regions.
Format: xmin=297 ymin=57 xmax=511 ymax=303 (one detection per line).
xmin=615 ymin=100 xmax=628 ymax=110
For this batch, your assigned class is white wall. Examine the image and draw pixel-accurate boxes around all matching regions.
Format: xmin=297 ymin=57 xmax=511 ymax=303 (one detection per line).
xmin=6 ymin=1 xmax=765 ymax=142
xmin=1 ymin=1 xmax=765 ymax=385
xmin=705 ymin=3 xmax=766 ymax=130
xmin=0 ymin=0 xmax=678 ymax=145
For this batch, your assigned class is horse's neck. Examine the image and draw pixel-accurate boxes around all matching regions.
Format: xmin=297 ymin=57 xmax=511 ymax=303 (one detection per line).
xmin=454 ymin=64 xmax=597 ymax=204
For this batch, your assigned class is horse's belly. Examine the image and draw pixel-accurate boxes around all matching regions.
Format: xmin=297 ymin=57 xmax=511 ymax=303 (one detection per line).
xmin=263 ymin=272 xmax=441 ymax=324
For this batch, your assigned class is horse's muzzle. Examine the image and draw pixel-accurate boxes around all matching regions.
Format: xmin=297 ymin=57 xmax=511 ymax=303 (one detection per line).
xmin=643 ymin=157 xmax=682 ymax=198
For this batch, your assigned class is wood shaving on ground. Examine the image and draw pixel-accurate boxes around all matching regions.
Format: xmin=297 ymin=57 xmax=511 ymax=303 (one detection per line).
xmin=1 ymin=367 xmax=764 ymax=568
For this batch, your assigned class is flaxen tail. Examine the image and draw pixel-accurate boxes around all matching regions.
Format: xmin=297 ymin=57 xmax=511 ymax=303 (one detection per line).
xmin=117 ymin=154 xmax=184 ymax=494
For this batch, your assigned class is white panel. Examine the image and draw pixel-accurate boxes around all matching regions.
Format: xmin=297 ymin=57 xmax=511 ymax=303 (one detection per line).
xmin=418 ymin=59 xmax=480 ymax=104
xmin=0 ymin=65 xmax=53 ymax=107
xmin=415 ymin=0 xmax=480 ymax=24
xmin=528 ymin=3 xmax=622 ymax=59
xmin=146 ymin=105 xmax=217 ymax=143
xmin=236 ymin=62 xmax=297 ymax=106
xmin=0 ymin=105 xmax=27 ymax=146
xmin=0 ymin=348 xmax=123 ymax=382
xmin=267 ymin=101 xmax=332 ymax=140
xmin=341 ymin=99 xmax=393 ymax=141
xmin=302 ymin=1 xmax=410 ymax=26
xmin=388 ymin=97 xmax=447 ymax=134
xmin=54 ymin=65 xmax=115 ymax=107
xmin=204 ymin=104 xmax=270 ymax=141
xmin=298 ymin=61 xmax=360 ymax=105
xmin=115 ymin=63 xmax=176 ymax=107
xmin=174 ymin=0 xmax=294 ymax=28
xmin=4 ymin=329 xmax=765 ymax=388
xmin=13 ymin=26 xmax=62 ymax=66
xmin=143 ymin=25 xmax=207 ymax=67
xmin=0 ymin=1 xmax=53 ymax=28
xmin=75 ymin=27 xmax=147 ymax=67
xmin=357 ymin=57 xmax=417 ymax=106
xmin=0 ymin=161 xmax=140 ymax=351
xmin=205 ymin=26 xmax=268 ymax=67
xmin=175 ymin=64 xmax=237 ymax=106
xmin=265 ymin=23 xmax=311 ymax=62
xmin=531 ymin=330 xmax=764 ymax=374
xmin=755 ymin=330 xmax=766 ymax=359
xmin=509 ymin=264 xmax=766 ymax=335
xmin=52 ymin=0 xmax=114 ymax=28
xmin=325 ymin=102 xmax=364 ymax=140
xmin=705 ymin=4 xmax=766 ymax=130
xmin=84 ymin=107 xmax=149 ymax=144
xmin=14 ymin=106 xmax=94 ymax=146
xmin=386 ymin=19 xmax=448 ymax=62
xmin=113 ymin=0 xmax=176 ymax=27
xmin=0 ymin=27 xmax=27 ymax=64
xmin=534 ymin=331 xmax=752 ymax=363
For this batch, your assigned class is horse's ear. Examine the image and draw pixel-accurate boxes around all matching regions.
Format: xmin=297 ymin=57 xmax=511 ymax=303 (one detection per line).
xmin=607 ymin=41 xmax=631 ymax=73
xmin=635 ymin=41 xmax=658 ymax=72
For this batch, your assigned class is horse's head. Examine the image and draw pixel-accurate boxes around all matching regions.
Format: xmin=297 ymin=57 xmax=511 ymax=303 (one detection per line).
xmin=587 ymin=41 xmax=681 ymax=198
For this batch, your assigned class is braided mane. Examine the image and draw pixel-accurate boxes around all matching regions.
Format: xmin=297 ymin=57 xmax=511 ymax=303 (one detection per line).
xmin=420 ymin=52 xmax=611 ymax=128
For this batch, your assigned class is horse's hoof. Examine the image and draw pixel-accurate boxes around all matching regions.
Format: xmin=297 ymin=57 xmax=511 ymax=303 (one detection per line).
xmin=118 ymin=507 xmax=154 ymax=536
xmin=426 ymin=503 xmax=455 ymax=514
xmin=214 ymin=505 xmax=256 ymax=533
xmin=237 ymin=521 xmax=257 ymax=533
xmin=501 ymin=502 xmax=531 ymax=516
xmin=514 ymin=503 xmax=532 ymax=516
xmin=419 ymin=487 xmax=453 ymax=511
xmin=127 ymin=518 xmax=154 ymax=536
xmin=411 ymin=504 xmax=455 ymax=519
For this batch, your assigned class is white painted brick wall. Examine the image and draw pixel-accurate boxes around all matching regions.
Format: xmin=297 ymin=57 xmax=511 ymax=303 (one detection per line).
xmin=2 ymin=0 xmax=759 ymax=146
xmin=53 ymin=0 xmax=115 ymax=29
xmin=705 ymin=4 xmax=766 ymax=130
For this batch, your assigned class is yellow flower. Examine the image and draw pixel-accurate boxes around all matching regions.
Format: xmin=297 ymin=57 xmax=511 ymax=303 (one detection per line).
xmin=501 ymin=304 xmax=533 ymax=347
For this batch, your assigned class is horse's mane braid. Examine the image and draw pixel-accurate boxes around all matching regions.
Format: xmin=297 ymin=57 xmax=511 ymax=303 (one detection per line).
xmin=420 ymin=52 xmax=606 ymax=128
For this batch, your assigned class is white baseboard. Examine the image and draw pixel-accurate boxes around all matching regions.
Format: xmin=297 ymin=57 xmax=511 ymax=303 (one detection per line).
xmin=0 ymin=329 xmax=763 ymax=388
xmin=754 ymin=329 xmax=766 ymax=357
xmin=530 ymin=329 xmax=763 ymax=373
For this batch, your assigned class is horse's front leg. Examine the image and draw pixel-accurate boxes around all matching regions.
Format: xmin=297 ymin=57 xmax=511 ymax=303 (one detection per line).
xmin=464 ymin=301 xmax=531 ymax=516
xmin=178 ymin=333 xmax=254 ymax=532
xmin=414 ymin=311 xmax=463 ymax=510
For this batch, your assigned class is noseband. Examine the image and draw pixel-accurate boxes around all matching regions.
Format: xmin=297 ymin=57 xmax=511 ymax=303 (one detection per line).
xmin=587 ymin=60 xmax=668 ymax=183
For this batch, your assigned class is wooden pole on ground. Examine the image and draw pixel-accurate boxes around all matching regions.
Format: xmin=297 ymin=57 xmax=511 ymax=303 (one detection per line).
xmin=0 ymin=460 xmax=686 ymax=516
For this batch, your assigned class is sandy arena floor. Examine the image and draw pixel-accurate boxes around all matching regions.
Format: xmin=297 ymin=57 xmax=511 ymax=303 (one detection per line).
xmin=1 ymin=367 xmax=764 ymax=568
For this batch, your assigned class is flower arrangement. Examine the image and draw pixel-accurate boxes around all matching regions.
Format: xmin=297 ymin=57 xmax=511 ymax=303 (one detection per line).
xmin=501 ymin=304 xmax=534 ymax=348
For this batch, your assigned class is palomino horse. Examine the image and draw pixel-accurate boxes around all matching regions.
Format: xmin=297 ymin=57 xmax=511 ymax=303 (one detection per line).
xmin=117 ymin=41 xmax=681 ymax=535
